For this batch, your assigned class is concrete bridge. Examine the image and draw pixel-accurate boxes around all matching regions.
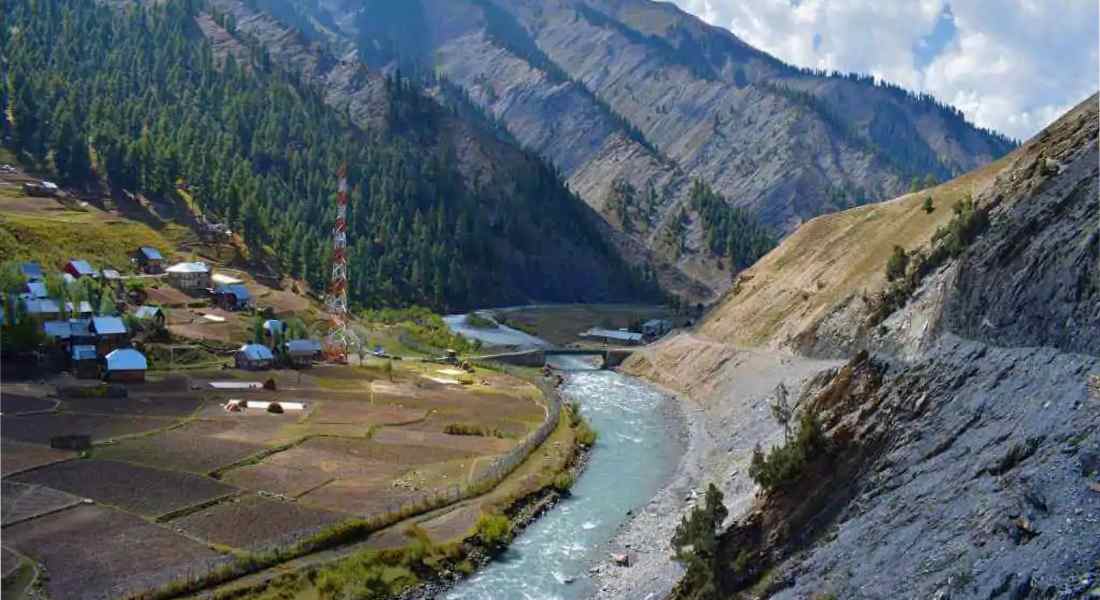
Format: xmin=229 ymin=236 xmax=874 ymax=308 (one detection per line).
xmin=473 ymin=347 xmax=635 ymax=370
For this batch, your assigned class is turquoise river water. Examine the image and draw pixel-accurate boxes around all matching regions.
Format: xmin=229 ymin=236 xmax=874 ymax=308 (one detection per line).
xmin=442 ymin=313 xmax=684 ymax=600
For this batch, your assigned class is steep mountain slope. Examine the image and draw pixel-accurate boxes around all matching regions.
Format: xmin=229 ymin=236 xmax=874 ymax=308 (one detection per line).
xmin=3 ymin=0 xmax=657 ymax=311
xmin=260 ymin=0 xmax=1016 ymax=300
xmin=624 ymin=95 xmax=1098 ymax=599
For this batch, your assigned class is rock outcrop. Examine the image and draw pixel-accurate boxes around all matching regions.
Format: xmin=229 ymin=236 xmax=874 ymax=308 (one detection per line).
xmin=625 ymin=95 xmax=1099 ymax=600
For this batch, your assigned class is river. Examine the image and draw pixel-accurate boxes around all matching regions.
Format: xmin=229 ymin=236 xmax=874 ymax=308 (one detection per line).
xmin=442 ymin=313 xmax=685 ymax=600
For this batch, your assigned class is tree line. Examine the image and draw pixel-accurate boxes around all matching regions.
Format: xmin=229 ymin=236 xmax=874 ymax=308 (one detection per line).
xmin=2 ymin=0 xmax=656 ymax=312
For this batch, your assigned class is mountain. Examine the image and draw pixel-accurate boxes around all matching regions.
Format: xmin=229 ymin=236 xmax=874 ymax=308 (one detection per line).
xmin=253 ymin=0 xmax=1017 ymax=300
xmin=623 ymin=94 xmax=1099 ymax=599
xmin=1 ymin=0 xmax=659 ymax=311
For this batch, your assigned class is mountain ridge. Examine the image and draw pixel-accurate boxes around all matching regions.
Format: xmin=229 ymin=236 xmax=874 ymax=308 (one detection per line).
xmin=260 ymin=0 xmax=1017 ymax=301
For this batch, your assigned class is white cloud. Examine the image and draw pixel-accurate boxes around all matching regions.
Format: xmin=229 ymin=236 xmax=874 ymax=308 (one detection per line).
xmin=671 ymin=0 xmax=1099 ymax=140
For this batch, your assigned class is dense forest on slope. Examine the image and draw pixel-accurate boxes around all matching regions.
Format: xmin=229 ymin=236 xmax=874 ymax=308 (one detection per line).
xmin=688 ymin=181 xmax=775 ymax=273
xmin=260 ymin=0 xmax=1017 ymax=301
xmin=1 ymin=0 xmax=659 ymax=311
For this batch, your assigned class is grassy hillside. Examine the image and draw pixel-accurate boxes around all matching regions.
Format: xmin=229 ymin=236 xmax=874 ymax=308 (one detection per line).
xmin=696 ymin=122 xmax=1031 ymax=349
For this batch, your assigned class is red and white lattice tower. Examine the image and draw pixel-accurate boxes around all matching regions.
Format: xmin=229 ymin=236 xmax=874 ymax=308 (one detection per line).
xmin=323 ymin=164 xmax=359 ymax=363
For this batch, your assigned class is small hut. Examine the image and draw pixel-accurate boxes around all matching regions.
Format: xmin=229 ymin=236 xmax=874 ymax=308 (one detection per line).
xmin=104 ymin=348 xmax=148 ymax=382
xmin=165 ymin=262 xmax=211 ymax=291
xmin=91 ymin=316 xmax=129 ymax=355
xmin=71 ymin=345 xmax=100 ymax=379
xmin=134 ymin=247 xmax=165 ymax=274
xmin=213 ymin=284 xmax=253 ymax=311
xmin=133 ymin=306 xmax=166 ymax=330
xmin=235 ymin=344 xmax=275 ymax=370
xmin=19 ymin=262 xmax=44 ymax=282
xmin=285 ymin=340 xmax=322 ymax=368
xmin=63 ymin=259 xmax=98 ymax=280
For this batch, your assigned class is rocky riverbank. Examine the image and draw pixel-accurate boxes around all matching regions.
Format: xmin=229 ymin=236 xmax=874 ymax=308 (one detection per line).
xmin=590 ymin=389 xmax=713 ymax=600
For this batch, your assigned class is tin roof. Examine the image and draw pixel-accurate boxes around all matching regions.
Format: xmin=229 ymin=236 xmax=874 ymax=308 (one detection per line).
xmin=211 ymin=273 xmax=244 ymax=286
xmin=106 ymin=348 xmax=147 ymax=371
xmin=285 ymin=339 xmax=322 ymax=355
xmin=20 ymin=262 xmax=43 ymax=280
xmin=216 ymin=284 xmax=252 ymax=300
xmin=580 ymin=328 xmax=644 ymax=343
xmin=72 ymin=345 xmax=98 ymax=361
xmin=92 ymin=316 xmax=127 ymax=335
xmin=101 ymin=269 xmax=122 ymax=280
xmin=238 ymin=344 xmax=275 ymax=361
xmin=65 ymin=301 xmax=95 ymax=315
xmin=133 ymin=306 xmax=164 ymax=320
xmin=25 ymin=282 xmax=48 ymax=298
xmin=25 ymin=298 xmax=62 ymax=314
xmin=68 ymin=318 xmax=93 ymax=337
xmin=262 ymin=320 xmax=284 ymax=334
xmin=67 ymin=260 xmax=97 ymax=276
xmin=139 ymin=247 xmax=164 ymax=260
xmin=43 ymin=321 xmax=72 ymax=339
xmin=166 ymin=261 xmax=210 ymax=274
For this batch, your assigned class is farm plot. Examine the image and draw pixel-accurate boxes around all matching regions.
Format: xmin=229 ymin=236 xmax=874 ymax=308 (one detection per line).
xmin=372 ymin=428 xmax=513 ymax=455
xmin=171 ymin=494 xmax=346 ymax=551
xmin=223 ymin=435 xmax=480 ymax=512
xmin=294 ymin=438 xmax=480 ymax=515
xmin=0 ymin=394 xmax=55 ymax=414
xmin=94 ymin=419 xmax=265 ymax=474
xmin=0 ymin=413 xmax=175 ymax=445
xmin=0 ymin=440 xmax=74 ymax=476
xmin=3 ymin=503 xmax=228 ymax=600
xmin=60 ymin=391 xmax=201 ymax=417
xmin=1 ymin=480 xmax=83 ymax=526
xmin=10 ymin=460 xmax=236 ymax=518
xmin=308 ymin=399 xmax=426 ymax=427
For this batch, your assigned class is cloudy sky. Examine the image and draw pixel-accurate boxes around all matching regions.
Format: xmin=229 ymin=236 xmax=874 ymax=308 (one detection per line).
xmin=670 ymin=0 xmax=1099 ymax=140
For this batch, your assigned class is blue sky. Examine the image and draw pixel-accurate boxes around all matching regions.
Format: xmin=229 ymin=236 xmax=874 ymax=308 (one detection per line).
xmin=670 ymin=0 xmax=1099 ymax=140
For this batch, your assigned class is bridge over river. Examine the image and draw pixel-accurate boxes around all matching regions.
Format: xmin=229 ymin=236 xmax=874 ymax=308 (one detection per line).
xmin=473 ymin=347 xmax=635 ymax=370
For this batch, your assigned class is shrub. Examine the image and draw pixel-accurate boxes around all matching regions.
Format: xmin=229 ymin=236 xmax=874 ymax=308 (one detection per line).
xmin=552 ymin=472 xmax=576 ymax=492
xmin=443 ymin=423 xmax=508 ymax=438
xmin=748 ymin=410 xmax=828 ymax=491
xmin=885 ymin=246 xmax=909 ymax=281
xmin=671 ymin=483 xmax=728 ymax=599
xmin=923 ymin=196 xmax=935 ymax=213
xmin=872 ymin=194 xmax=989 ymax=325
xmin=568 ymin=401 xmax=583 ymax=426
xmin=574 ymin=418 xmax=598 ymax=447
xmin=473 ymin=513 xmax=512 ymax=548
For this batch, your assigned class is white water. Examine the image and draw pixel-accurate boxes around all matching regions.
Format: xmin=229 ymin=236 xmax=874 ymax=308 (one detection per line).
xmin=444 ymin=315 xmax=683 ymax=600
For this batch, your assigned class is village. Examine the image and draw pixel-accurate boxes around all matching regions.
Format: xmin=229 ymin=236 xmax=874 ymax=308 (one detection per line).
xmin=7 ymin=248 xmax=330 ymax=381
xmin=0 ymin=165 xmax=595 ymax=600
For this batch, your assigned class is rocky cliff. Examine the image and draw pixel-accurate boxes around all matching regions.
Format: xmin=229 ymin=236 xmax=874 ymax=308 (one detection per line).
xmin=623 ymin=95 xmax=1098 ymax=599
xmin=252 ymin=0 xmax=1016 ymax=301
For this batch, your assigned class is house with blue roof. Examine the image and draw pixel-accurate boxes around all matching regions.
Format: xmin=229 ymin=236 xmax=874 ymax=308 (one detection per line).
xmin=235 ymin=344 xmax=275 ymax=370
xmin=91 ymin=316 xmax=129 ymax=355
xmin=134 ymin=246 xmax=164 ymax=274
xmin=64 ymin=259 xmax=98 ymax=279
xmin=20 ymin=262 xmax=43 ymax=282
xmin=213 ymin=284 xmax=253 ymax=311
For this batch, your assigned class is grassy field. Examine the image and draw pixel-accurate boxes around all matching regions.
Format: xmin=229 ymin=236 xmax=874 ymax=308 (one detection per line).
xmin=698 ymin=149 xmax=1015 ymax=348
xmin=0 ymin=196 xmax=188 ymax=271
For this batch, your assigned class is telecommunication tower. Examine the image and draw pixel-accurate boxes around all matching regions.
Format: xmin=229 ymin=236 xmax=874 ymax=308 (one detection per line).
xmin=324 ymin=164 xmax=360 ymax=363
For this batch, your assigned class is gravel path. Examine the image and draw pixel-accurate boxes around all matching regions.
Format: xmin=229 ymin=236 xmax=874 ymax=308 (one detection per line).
xmin=590 ymin=390 xmax=715 ymax=600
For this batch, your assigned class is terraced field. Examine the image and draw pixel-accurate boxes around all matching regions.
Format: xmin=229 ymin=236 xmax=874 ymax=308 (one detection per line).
xmin=0 ymin=361 xmax=550 ymax=599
